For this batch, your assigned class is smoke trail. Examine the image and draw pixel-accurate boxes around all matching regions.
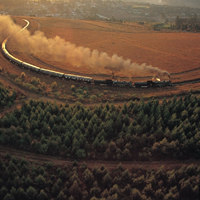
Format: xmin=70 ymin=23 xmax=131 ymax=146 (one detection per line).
xmin=0 ymin=15 xmax=170 ymax=78
xmin=0 ymin=15 xmax=21 ymax=41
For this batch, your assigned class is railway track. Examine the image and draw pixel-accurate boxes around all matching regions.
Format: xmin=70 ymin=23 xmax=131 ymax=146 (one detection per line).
xmin=172 ymin=77 xmax=200 ymax=86
xmin=2 ymin=18 xmax=200 ymax=89
xmin=1 ymin=19 xmax=171 ymax=88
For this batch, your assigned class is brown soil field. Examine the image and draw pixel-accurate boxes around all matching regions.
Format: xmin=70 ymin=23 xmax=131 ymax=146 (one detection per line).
xmin=1 ymin=16 xmax=200 ymax=99
xmin=8 ymin=17 xmax=200 ymax=79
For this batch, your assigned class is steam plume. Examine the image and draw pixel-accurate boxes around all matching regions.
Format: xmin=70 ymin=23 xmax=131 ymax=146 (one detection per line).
xmin=0 ymin=15 xmax=170 ymax=78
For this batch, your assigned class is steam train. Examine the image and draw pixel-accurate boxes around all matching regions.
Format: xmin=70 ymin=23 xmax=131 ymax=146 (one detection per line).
xmin=1 ymin=36 xmax=172 ymax=88
xmin=134 ymin=80 xmax=172 ymax=88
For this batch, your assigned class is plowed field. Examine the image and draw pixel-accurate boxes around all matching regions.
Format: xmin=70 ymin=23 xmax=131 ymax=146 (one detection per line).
xmin=2 ymin=16 xmax=200 ymax=98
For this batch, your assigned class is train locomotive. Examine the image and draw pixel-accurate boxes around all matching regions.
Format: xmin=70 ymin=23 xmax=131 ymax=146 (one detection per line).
xmin=135 ymin=80 xmax=172 ymax=88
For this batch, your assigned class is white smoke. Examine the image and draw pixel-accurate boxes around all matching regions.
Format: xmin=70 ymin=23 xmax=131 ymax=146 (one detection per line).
xmin=0 ymin=15 xmax=170 ymax=78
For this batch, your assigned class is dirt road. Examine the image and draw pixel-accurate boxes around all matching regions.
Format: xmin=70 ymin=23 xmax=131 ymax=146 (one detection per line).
xmin=1 ymin=145 xmax=200 ymax=170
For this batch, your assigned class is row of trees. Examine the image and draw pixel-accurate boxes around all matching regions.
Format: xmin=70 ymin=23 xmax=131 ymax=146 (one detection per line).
xmin=175 ymin=15 xmax=200 ymax=31
xmin=0 ymin=81 xmax=17 ymax=108
xmin=0 ymin=155 xmax=199 ymax=200
xmin=1 ymin=93 xmax=200 ymax=160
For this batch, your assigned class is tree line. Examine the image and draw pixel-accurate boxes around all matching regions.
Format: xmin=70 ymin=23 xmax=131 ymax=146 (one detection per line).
xmin=174 ymin=14 xmax=200 ymax=32
xmin=0 ymin=154 xmax=199 ymax=200
xmin=1 ymin=93 xmax=200 ymax=160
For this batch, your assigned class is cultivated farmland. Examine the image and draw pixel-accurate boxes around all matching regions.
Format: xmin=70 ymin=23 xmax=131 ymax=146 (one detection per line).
xmin=2 ymin=16 xmax=200 ymax=100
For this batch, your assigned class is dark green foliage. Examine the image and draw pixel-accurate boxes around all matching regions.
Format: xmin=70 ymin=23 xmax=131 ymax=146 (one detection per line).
xmin=52 ymin=181 xmax=60 ymax=197
xmin=174 ymin=15 xmax=200 ymax=32
xmin=83 ymin=168 xmax=94 ymax=187
xmin=0 ymin=186 xmax=8 ymax=199
xmin=16 ymin=187 xmax=28 ymax=200
xmin=0 ymin=156 xmax=199 ymax=200
xmin=3 ymin=193 xmax=15 ymax=200
xmin=102 ymin=173 xmax=112 ymax=187
xmin=69 ymin=180 xmax=82 ymax=199
xmin=37 ymin=190 xmax=48 ymax=200
xmin=34 ymin=175 xmax=46 ymax=189
xmin=26 ymin=186 xmax=37 ymax=200
xmin=56 ymin=191 xmax=66 ymax=200
xmin=0 ymin=82 xmax=17 ymax=109
xmin=131 ymin=188 xmax=143 ymax=200
xmin=1 ymin=94 xmax=200 ymax=160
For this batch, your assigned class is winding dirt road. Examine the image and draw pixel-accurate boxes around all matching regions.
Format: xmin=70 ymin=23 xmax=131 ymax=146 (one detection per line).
xmin=1 ymin=145 xmax=200 ymax=170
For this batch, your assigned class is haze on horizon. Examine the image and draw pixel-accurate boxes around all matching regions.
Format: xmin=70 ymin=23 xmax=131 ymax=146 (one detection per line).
xmin=131 ymin=0 xmax=200 ymax=8
xmin=2 ymin=0 xmax=200 ymax=8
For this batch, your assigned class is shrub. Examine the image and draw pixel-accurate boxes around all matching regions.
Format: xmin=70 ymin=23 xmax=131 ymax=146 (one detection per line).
xmin=40 ymin=82 xmax=47 ymax=89
xmin=90 ymin=95 xmax=97 ymax=101
xmin=22 ymin=83 xmax=37 ymax=92
xmin=51 ymin=82 xmax=57 ymax=89
xmin=15 ymin=78 xmax=22 ymax=84
xmin=70 ymin=85 xmax=76 ymax=91
xmin=30 ymin=77 xmax=40 ymax=85
xmin=77 ymin=95 xmax=84 ymax=101
xmin=76 ymin=88 xmax=83 ymax=94
xmin=83 ymin=90 xmax=88 ymax=96
xmin=54 ymin=91 xmax=61 ymax=97
xmin=30 ymin=85 xmax=38 ymax=92
xmin=97 ymin=93 xmax=103 ymax=98
xmin=20 ymin=72 xmax=26 ymax=79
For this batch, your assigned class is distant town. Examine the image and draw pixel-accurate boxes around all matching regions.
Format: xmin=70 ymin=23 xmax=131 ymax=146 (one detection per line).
xmin=1 ymin=0 xmax=200 ymax=23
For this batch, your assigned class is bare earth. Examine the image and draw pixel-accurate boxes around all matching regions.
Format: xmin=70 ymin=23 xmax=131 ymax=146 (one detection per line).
xmin=10 ymin=17 xmax=200 ymax=81
xmin=1 ymin=145 xmax=200 ymax=170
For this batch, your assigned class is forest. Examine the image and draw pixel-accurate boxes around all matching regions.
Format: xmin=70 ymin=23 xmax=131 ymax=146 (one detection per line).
xmin=0 ymin=85 xmax=200 ymax=161
xmin=0 ymin=81 xmax=200 ymax=200
xmin=0 ymin=154 xmax=199 ymax=200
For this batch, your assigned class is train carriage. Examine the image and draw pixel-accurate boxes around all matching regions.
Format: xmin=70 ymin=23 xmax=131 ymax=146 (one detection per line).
xmin=94 ymin=79 xmax=113 ymax=86
xmin=113 ymin=80 xmax=133 ymax=87
xmin=64 ymin=74 xmax=93 ymax=83
xmin=76 ymin=75 xmax=93 ymax=83
xmin=64 ymin=74 xmax=79 ymax=81
xmin=22 ymin=62 xmax=40 ymax=72
xmin=40 ymin=68 xmax=65 ymax=78
xmin=6 ymin=54 xmax=23 ymax=65
xmin=134 ymin=82 xmax=150 ymax=88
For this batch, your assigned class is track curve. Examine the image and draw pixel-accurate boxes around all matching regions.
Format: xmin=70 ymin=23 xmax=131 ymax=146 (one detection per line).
xmin=2 ymin=19 xmax=29 ymax=61
xmin=2 ymin=18 xmax=200 ymax=88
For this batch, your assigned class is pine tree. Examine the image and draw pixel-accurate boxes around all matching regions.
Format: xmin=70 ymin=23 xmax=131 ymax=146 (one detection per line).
xmin=69 ymin=180 xmax=82 ymax=199
xmin=37 ymin=190 xmax=48 ymax=200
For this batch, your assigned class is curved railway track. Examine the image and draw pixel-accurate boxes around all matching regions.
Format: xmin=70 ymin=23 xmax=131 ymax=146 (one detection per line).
xmin=2 ymin=18 xmax=200 ymax=88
